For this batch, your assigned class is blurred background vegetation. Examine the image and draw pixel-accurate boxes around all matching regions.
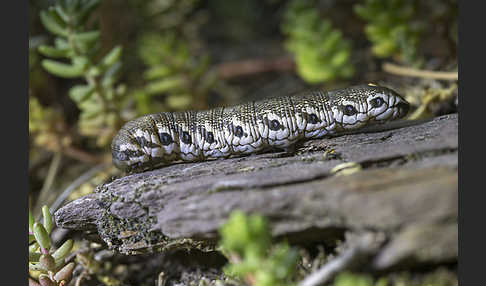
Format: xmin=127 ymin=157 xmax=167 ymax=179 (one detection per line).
xmin=28 ymin=0 xmax=458 ymax=285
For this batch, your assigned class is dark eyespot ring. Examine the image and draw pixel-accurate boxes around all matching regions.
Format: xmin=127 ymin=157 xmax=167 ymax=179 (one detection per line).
xmin=308 ymin=113 xmax=320 ymax=124
xmin=234 ymin=126 xmax=244 ymax=138
xmin=206 ymin=131 xmax=215 ymax=144
xmin=343 ymin=105 xmax=357 ymax=116
xmin=181 ymin=131 xmax=192 ymax=144
xmin=269 ymin=119 xmax=281 ymax=131
xmin=159 ymin=132 xmax=173 ymax=146
xmin=370 ymin=97 xmax=385 ymax=108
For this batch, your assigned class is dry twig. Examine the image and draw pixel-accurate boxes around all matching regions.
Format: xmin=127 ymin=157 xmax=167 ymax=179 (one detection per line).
xmin=299 ymin=233 xmax=379 ymax=286
xmin=383 ymin=62 xmax=458 ymax=81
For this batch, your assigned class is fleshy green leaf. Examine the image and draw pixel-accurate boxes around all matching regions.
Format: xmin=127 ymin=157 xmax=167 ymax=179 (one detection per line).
xmin=38 ymin=45 xmax=71 ymax=58
xmin=144 ymin=66 xmax=172 ymax=80
xmin=54 ymin=38 xmax=70 ymax=50
xmin=29 ymin=209 xmax=35 ymax=233
xmin=101 ymin=46 xmax=122 ymax=68
xmin=52 ymin=239 xmax=74 ymax=261
xmin=33 ymin=222 xmax=51 ymax=252
xmin=166 ymin=94 xmax=192 ymax=110
xmin=42 ymin=206 xmax=53 ymax=234
xmin=39 ymin=10 xmax=68 ymax=37
xmin=54 ymin=5 xmax=70 ymax=23
xmin=69 ymin=84 xmax=95 ymax=103
xmin=146 ymin=77 xmax=185 ymax=95
xmin=53 ymin=262 xmax=75 ymax=282
xmin=73 ymin=31 xmax=100 ymax=45
xmin=102 ymin=61 xmax=122 ymax=87
xmin=42 ymin=59 xmax=85 ymax=78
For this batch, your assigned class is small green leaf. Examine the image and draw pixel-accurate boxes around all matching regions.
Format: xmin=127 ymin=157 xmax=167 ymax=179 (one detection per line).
xmin=53 ymin=262 xmax=75 ymax=283
xmin=39 ymin=10 xmax=68 ymax=37
xmin=38 ymin=45 xmax=71 ymax=58
xmin=42 ymin=206 xmax=53 ymax=234
xmin=102 ymin=61 xmax=122 ymax=87
xmin=87 ymin=66 xmax=102 ymax=77
xmin=167 ymin=93 xmax=192 ymax=110
xmin=29 ymin=209 xmax=35 ymax=233
xmin=52 ymin=239 xmax=74 ymax=261
xmin=72 ymin=31 xmax=100 ymax=52
xmin=146 ymin=77 xmax=185 ymax=95
xmin=330 ymin=50 xmax=350 ymax=68
xmin=33 ymin=222 xmax=51 ymax=252
xmin=69 ymin=85 xmax=95 ymax=103
xmin=54 ymin=38 xmax=70 ymax=50
xmin=144 ymin=66 xmax=172 ymax=80
xmin=101 ymin=46 xmax=122 ymax=68
xmin=73 ymin=30 xmax=100 ymax=44
xmin=42 ymin=59 xmax=85 ymax=78
xmin=54 ymin=5 xmax=70 ymax=23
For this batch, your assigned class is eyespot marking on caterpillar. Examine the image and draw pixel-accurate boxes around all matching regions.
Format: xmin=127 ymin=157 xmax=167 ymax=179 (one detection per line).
xmin=159 ymin=132 xmax=173 ymax=146
xmin=234 ymin=126 xmax=244 ymax=138
xmin=307 ymin=113 xmax=321 ymax=124
xmin=269 ymin=119 xmax=281 ymax=131
xmin=181 ymin=131 xmax=192 ymax=144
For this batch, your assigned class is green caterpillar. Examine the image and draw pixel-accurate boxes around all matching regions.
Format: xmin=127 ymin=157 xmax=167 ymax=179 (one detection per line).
xmin=112 ymin=84 xmax=409 ymax=173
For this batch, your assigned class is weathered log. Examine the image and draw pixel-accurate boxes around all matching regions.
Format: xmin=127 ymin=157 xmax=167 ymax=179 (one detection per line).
xmin=55 ymin=114 xmax=458 ymax=270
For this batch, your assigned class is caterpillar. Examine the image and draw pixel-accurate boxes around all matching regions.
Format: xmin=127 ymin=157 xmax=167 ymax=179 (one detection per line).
xmin=112 ymin=84 xmax=409 ymax=173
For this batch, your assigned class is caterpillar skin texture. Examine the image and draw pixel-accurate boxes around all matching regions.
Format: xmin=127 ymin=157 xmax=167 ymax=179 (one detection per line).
xmin=112 ymin=84 xmax=410 ymax=173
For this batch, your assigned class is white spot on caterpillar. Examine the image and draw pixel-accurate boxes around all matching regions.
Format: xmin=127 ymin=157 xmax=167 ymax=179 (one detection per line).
xmin=367 ymin=93 xmax=389 ymax=117
xmin=375 ymin=107 xmax=394 ymax=120
xmin=119 ymin=143 xmax=138 ymax=152
xmin=267 ymin=113 xmax=290 ymax=142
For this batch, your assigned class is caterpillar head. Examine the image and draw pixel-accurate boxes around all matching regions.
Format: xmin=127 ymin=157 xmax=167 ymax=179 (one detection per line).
xmin=329 ymin=84 xmax=409 ymax=130
xmin=111 ymin=117 xmax=165 ymax=173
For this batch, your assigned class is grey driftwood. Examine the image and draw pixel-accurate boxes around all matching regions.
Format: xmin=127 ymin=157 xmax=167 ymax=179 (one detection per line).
xmin=55 ymin=113 xmax=458 ymax=271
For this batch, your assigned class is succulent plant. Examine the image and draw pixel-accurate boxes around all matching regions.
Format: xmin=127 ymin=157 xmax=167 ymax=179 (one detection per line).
xmin=29 ymin=206 xmax=75 ymax=286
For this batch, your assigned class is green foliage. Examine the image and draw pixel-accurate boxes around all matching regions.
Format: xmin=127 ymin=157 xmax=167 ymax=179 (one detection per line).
xmin=282 ymin=0 xmax=354 ymax=84
xmin=134 ymin=30 xmax=217 ymax=115
xmin=38 ymin=0 xmax=126 ymax=147
xmin=125 ymin=0 xmax=218 ymax=116
xmin=354 ymin=0 xmax=423 ymax=65
xmin=219 ymin=211 xmax=299 ymax=286
xmin=29 ymin=96 xmax=71 ymax=151
xmin=29 ymin=206 xmax=75 ymax=286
